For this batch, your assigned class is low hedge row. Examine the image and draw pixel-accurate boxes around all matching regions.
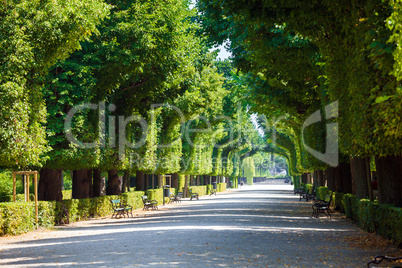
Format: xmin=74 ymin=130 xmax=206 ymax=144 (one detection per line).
xmin=343 ymin=194 xmax=402 ymax=247
xmin=1 ymin=183 xmax=229 ymax=236
xmin=189 ymin=185 xmax=207 ymax=196
xmin=311 ymin=186 xmax=402 ymax=247
xmin=0 ymin=191 xmax=144 ymax=236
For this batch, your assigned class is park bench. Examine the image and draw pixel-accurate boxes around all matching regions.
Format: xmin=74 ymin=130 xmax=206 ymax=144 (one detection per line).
xmin=169 ymin=192 xmax=183 ymax=203
xmin=188 ymin=188 xmax=199 ymax=200
xmin=110 ymin=199 xmax=133 ymax=218
xmin=141 ymin=195 xmax=158 ymax=210
xmin=294 ymin=187 xmax=303 ymax=195
xmin=312 ymin=193 xmax=332 ymax=218
xmin=210 ymin=187 xmax=217 ymax=196
xmin=367 ymin=255 xmax=402 ymax=267
xmin=299 ymin=187 xmax=316 ymax=202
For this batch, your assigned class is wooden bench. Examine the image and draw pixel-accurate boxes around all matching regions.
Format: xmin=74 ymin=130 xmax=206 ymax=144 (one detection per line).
xmin=367 ymin=255 xmax=402 ymax=267
xmin=188 ymin=188 xmax=199 ymax=200
xmin=312 ymin=193 xmax=332 ymax=218
xmin=110 ymin=199 xmax=133 ymax=218
xmin=141 ymin=195 xmax=158 ymax=210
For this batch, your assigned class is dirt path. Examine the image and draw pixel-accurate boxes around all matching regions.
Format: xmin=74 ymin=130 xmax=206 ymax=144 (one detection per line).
xmin=0 ymin=182 xmax=399 ymax=267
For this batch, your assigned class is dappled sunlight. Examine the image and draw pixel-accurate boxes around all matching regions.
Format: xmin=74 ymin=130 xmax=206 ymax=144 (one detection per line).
xmin=0 ymin=184 xmax=377 ymax=268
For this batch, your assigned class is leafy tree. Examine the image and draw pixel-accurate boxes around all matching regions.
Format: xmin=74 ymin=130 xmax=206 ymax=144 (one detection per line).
xmin=0 ymin=0 xmax=109 ymax=170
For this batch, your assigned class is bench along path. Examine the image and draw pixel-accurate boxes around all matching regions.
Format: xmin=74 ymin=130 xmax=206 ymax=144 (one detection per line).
xmin=0 ymin=183 xmax=386 ymax=267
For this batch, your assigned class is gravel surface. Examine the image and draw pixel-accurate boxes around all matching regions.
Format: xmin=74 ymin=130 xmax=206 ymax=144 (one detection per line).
xmin=0 ymin=182 xmax=385 ymax=267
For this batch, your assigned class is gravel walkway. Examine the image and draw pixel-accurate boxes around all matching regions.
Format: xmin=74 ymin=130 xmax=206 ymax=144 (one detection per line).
xmin=0 ymin=182 xmax=389 ymax=267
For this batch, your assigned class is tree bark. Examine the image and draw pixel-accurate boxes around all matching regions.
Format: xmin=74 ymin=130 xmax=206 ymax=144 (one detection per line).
xmin=88 ymin=169 xmax=93 ymax=198
xmin=375 ymin=155 xmax=402 ymax=207
xmin=171 ymin=173 xmax=179 ymax=189
xmin=183 ymin=175 xmax=189 ymax=198
xmin=136 ymin=171 xmax=144 ymax=191
xmin=313 ymin=170 xmax=323 ymax=189
xmin=92 ymin=169 xmax=102 ymax=197
xmin=365 ymin=158 xmax=373 ymax=201
xmin=158 ymin=174 xmax=163 ymax=188
xmin=350 ymin=157 xmax=370 ymax=199
xmin=38 ymin=168 xmax=63 ymax=202
xmin=72 ymin=169 xmax=91 ymax=199
xmin=338 ymin=162 xmax=353 ymax=194
xmin=144 ymin=174 xmax=149 ymax=190
xmin=106 ymin=169 xmax=121 ymax=195
xmin=122 ymin=170 xmax=130 ymax=193
xmin=326 ymin=167 xmax=337 ymax=191
xmin=301 ymin=173 xmax=308 ymax=184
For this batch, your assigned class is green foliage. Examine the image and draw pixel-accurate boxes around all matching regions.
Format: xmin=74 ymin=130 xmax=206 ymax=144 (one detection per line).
xmin=342 ymin=195 xmax=402 ymax=247
xmin=0 ymin=171 xmax=21 ymax=202
xmin=0 ymin=202 xmax=35 ymax=235
xmin=316 ymin=187 xmax=331 ymax=201
xmin=217 ymin=183 xmax=227 ymax=192
xmin=188 ymin=186 xmax=208 ymax=196
xmin=147 ymin=189 xmax=163 ymax=205
xmin=0 ymin=191 xmax=146 ymax=236
xmin=0 ymin=0 xmax=109 ymax=168
xmin=62 ymin=190 xmax=72 ymax=200
xmin=242 ymin=157 xmax=255 ymax=179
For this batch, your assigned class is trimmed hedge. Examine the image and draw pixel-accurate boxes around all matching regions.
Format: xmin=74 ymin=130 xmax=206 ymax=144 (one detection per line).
xmin=316 ymin=186 xmax=331 ymax=201
xmin=4 ymin=193 xmax=35 ymax=202
xmin=342 ymin=194 xmax=402 ymax=247
xmin=1 ymin=181 xmax=230 ymax=236
xmin=217 ymin=183 xmax=226 ymax=192
xmin=189 ymin=186 xmax=208 ymax=196
xmin=62 ymin=190 xmax=72 ymax=200
xmin=0 ymin=191 xmax=145 ymax=236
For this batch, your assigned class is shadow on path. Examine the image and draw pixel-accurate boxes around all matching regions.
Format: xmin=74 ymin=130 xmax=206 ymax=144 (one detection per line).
xmin=0 ymin=183 xmax=382 ymax=267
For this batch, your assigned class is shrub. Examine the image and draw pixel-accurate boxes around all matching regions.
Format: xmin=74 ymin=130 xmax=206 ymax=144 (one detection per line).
xmin=316 ymin=187 xmax=331 ymax=201
xmin=217 ymin=183 xmax=226 ymax=192
xmin=341 ymin=194 xmax=402 ymax=247
xmin=189 ymin=186 xmax=208 ymax=196
xmin=62 ymin=190 xmax=72 ymax=200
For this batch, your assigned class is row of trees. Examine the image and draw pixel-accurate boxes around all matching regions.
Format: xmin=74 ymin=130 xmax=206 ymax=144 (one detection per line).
xmin=197 ymin=0 xmax=402 ymax=206
xmin=1 ymin=0 xmax=266 ymax=201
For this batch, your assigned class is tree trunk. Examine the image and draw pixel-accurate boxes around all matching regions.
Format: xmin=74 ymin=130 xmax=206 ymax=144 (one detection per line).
xmin=88 ymin=169 xmax=93 ymax=198
xmin=338 ymin=162 xmax=353 ymax=194
xmin=61 ymin=170 xmax=64 ymax=191
xmin=350 ymin=157 xmax=370 ymax=199
xmin=365 ymin=158 xmax=373 ymax=201
xmin=106 ymin=169 xmax=121 ymax=195
xmin=38 ymin=168 xmax=63 ymax=202
xmin=312 ymin=170 xmax=322 ymax=189
xmin=92 ymin=169 xmax=102 ymax=197
xmin=136 ymin=171 xmax=144 ymax=191
xmin=183 ymin=175 xmax=189 ymax=198
xmin=375 ymin=155 xmax=402 ymax=207
xmin=144 ymin=174 xmax=149 ymax=190
xmin=301 ymin=173 xmax=308 ymax=184
xmin=72 ymin=169 xmax=91 ymax=199
xmin=171 ymin=173 xmax=179 ymax=189
xmin=122 ymin=170 xmax=130 ymax=193
xmin=326 ymin=166 xmax=337 ymax=191
xmin=157 ymin=174 xmax=163 ymax=188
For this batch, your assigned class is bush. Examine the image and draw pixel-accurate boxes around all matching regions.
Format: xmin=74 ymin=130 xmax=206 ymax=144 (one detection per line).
xmin=0 ymin=202 xmax=35 ymax=235
xmin=217 ymin=183 xmax=226 ymax=192
xmin=316 ymin=187 xmax=331 ymax=201
xmin=62 ymin=190 xmax=72 ymax=200
xmin=342 ymin=194 xmax=402 ymax=247
xmin=0 ymin=171 xmax=26 ymax=202
xmin=189 ymin=186 xmax=207 ymax=196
